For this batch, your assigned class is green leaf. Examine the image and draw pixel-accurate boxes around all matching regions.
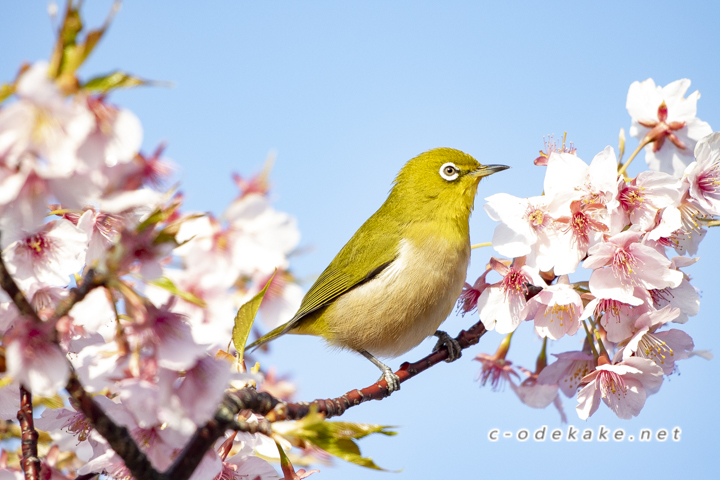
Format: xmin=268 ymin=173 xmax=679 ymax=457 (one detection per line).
xmin=149 ymin=277 xmax=207 ymax=308
xmin=274 ymin=408 xmax=397 ymax=471
xmin=83 ymin=71 xmax=150 ymax=93
xmin=233 ymin=271 xmax=276 ymax=363
xmin=49 ymin=2 xmax=118 ymax=78
xmin=0 ymin=83 xmax=14 ymax=104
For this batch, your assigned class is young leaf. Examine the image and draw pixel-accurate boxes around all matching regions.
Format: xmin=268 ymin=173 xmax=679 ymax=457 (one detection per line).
xmin=83 ymin=71 xmax=149 ymax=93
xmin=233 ymin=271 xmax=276 ymax=363
xmin=0 ymin=84 xmax=14 ymax=103
xmin=149 ymin=277 xmax=207 ymax=308
xmin=273 ymin=408 xmax=397 ymax=471
xmin=275 ymin=440 xmax=320 ymax=480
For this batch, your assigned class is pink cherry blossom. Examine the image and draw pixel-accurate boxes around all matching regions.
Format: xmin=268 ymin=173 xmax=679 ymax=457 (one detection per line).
xmin=537 ymin=350 xmax=594 ymax=398
xmin=456 ymin=269 xmax=490 ymax=315
xmin=127 ymin=300 xmax=208 ymax=371
xmin=551 ymin=200 xmax=609 ymax=275
xmin=627 ymin=78 xmax=713 ymax=176
xmin=533 ymin=133 xmax=576 ymax=166
xmin=544 ymin=147 xmax=619 ymax=212
xmin=477 ymin=258 xmax=544 ymax=334
xmin=685 ymin=131 xmax=720 ymax=215
xmin=78 ymin=96 xmax=143 ymax=169
xmin=0 ymin=61 xmax=93 ymax=178
xmin=521 ymin=277 xmax=583 ymax=340
xmin=1 ymin=218 xmax=88 ymax=290
xmin=616 ymin=171 xmax=681 ymax=230
xmin=581 ymin=293 xmax=651 ymax=343
xmin=474 ymin=333 xmax=519 ymax=390
xmin=484 ymin=193 xmax=555 ymax=266
xmin=4 ymin=316 xmax=69 ymax=397
xmin=620 ymin=307 xmax=694 ymax=374
xmin=576 ymin=356 xmax=663 ymax=420
xmin=584 ymin=230 xmax=683 ymax=305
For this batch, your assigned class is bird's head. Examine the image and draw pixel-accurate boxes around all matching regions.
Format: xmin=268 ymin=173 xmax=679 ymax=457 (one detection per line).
xmin=390 ymin=148 xmax=509 ymax=217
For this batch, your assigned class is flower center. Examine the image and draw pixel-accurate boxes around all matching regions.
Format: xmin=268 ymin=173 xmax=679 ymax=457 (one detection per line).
xmin=599 ymin=370 xmax=628 ymax=400
xmin=637 ymin=333 xmax=674 ymax=367
xmin=611 ymin=248 xmax=639 ymax=279
xmin=500 ymin=269 xmax=529 ymax=298
xmin=544 ymin=303 xmax=576 ymax=327
xmin=619 ymin=186 xmax=645 ymax=211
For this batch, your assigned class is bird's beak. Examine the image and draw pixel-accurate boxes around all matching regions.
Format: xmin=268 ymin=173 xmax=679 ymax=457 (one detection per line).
xmin=470 ymin=164 xmax=510 ymax=178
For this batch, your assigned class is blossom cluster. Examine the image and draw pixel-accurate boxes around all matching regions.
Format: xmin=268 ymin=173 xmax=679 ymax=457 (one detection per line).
xmin=465 ymin=78 xmax=716 ymax=420
xmin=0 ymin=38 xmax=305 ymax=480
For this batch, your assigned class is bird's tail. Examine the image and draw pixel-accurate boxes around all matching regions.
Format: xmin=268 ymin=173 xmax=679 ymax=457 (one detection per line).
xmin=244 ymin=322 xmax=292 ymax=352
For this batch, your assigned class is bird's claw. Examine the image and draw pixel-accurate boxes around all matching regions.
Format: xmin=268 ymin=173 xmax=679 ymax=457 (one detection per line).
xmin=433 ymin=330 xmax=462 ymax=362
xmin=378 ymin=367 xmax=400 ymax=393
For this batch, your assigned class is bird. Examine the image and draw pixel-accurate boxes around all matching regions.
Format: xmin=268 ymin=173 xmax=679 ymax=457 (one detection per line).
xmin=246 ymin=148 xmax=508 ymax=392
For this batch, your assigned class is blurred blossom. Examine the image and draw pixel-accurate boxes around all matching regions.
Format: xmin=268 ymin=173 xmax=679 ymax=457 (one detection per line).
xmin=4 ymin=316 xmax=69 ymax=397
xmin=0 ymin=61 xmax=93 ymax=178
xmin=1 ymin=218 xmax=87 ymax=290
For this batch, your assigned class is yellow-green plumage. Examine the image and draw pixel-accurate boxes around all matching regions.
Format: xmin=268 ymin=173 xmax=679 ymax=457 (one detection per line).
xmin=246 ymin=148 xmax=507 ymax=386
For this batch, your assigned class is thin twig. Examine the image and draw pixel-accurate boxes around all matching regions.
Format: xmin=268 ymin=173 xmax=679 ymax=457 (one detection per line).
xmin=17 ymin=386 xmax=41 ymax=480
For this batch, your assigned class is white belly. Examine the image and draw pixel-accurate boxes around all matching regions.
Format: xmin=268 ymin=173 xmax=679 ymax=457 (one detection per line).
xmin=324 ymin=237 xmax=470 ymax=357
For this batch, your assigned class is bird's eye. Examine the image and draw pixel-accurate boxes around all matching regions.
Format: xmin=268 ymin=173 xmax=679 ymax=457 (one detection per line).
xmin=439 ymin=162 xmax=460 ymax=181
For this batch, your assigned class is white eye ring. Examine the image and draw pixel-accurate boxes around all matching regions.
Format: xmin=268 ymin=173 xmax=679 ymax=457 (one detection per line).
xmin=439 ymin=162 xmax=460 ymax=181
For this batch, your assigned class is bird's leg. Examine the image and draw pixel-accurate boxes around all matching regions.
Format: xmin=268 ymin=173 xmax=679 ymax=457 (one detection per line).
xmin=433 ymin=330 xmax=462 ymax=362
xmin=360 ymin=350 xmax=400 ymax=393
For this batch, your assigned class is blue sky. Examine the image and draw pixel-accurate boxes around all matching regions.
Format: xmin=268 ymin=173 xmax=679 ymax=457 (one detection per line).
xmin=2 ymin=1 xmax=719 ymax=478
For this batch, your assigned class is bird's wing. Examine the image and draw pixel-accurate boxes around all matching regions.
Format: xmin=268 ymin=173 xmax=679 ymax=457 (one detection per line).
xmin=245 ymin=212 xmax=399 ymax=350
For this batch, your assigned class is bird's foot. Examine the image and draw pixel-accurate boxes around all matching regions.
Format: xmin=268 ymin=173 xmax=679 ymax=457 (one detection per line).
xmin=433 ymin=330 xmax=462 ymax=363
xmin=361 ymin=350 xmax=400 ymax=393
xmin=377 ymin=367 xmax=401 ymax=393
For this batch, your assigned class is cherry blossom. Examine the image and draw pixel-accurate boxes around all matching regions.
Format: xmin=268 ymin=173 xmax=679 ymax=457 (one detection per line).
xmin=521 ymin=277 xmax=583 ymax=340
xmin=537 ymin=350 xmax=594 ymax=398
xmin=685 ymin=131 xmax=720 ymax=215
xmin=584 ymin=230 xmax=683 ymax=305
xmin=4 ymin=316 xmax=70 ymax=396
xmin=477 ymin=258 xmax=545 ymax=334
xmin=1 ymin=218 xmax=88 ymax=290
xmin=0 ymin=61 xmax=93 ymax=177
xmin=576 ymin=356 xmax=664 ymax=420
xmin=626 ymin=78 xmax=712 ymax=176
xmin=619 ymin=307 xmax=694 ymax=374
xmin=484 ymin=193 xmax=555 ymax=270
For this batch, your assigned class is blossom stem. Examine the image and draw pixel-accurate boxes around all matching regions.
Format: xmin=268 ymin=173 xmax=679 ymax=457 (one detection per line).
xmin=617 ymin=138 xmax=652 ymax=177
xmin=704 ymin=219 xmax=720 ymax=227
xmin=495 ymin=331 xmax=514 ymax=359
xmin=535 ymin=336 xmax=548 ymax=373
xmin=582 ymin=320 xmax=599 ymax=363
xmin=470 ymin=242 xmax=492 ymax=249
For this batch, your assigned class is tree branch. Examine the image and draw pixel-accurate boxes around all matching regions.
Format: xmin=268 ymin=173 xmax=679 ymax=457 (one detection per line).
xmin=162 ymin=312 xmax=496 ymax=478
xmin=270 ymin=318 xmax=489 ymax=421
xmin=17 ymin=386 xmax=41 ymax=480
xmin=65 ymin=376 xmax=162 ymax=480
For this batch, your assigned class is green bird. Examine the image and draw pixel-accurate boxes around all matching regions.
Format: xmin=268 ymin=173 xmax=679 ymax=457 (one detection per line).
xmin=246 ymin=148 xmax=508 ymax=392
